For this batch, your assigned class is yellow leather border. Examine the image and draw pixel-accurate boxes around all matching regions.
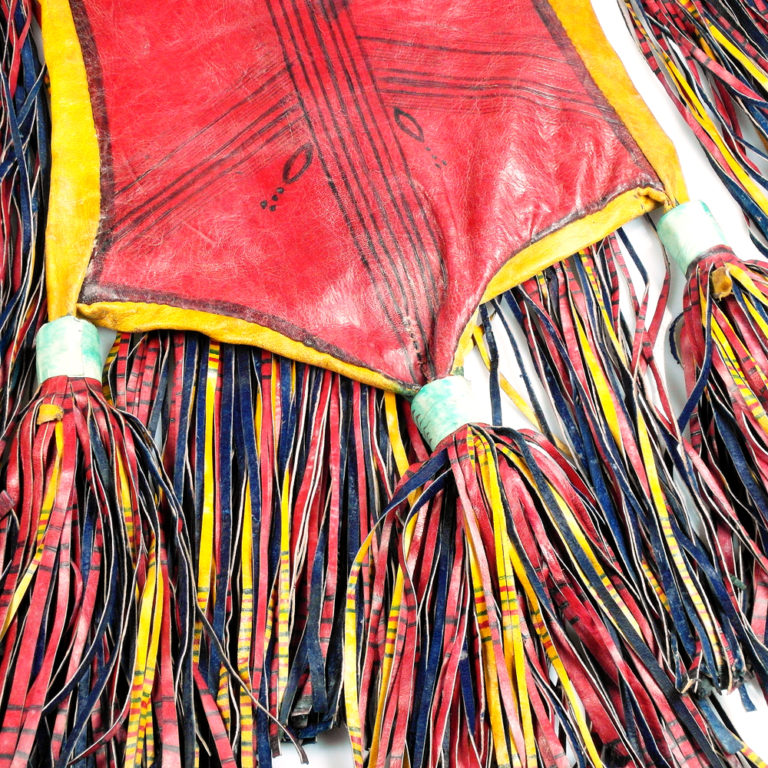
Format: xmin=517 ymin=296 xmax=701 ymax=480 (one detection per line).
xmin=481 ymin=185 xmax=666 ymax=304
xmin=79 ymin=185 xmax=662 ymax=394
xmin=548 ymin=0 xmax=687 ymax=208
xmin=42 ymin=0 xmax=101 ymax=321
xmin=76 ymin=300 xmax=407 ymax=393
xmin=454 ymin=185 xmax=668 ymax=371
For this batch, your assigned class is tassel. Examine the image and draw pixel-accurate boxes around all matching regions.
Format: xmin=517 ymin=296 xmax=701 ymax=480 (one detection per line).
xmin=0 ymin=318 xmax=310 ymax=765
xmin=471 ymin=227 xmax=768 ymax=756
xmin=345 ymin=377 xmax=764 ymax=768
xmin=101 ymin=329 xmax=423 ymax=760
xmin=620 ymin=0 xmax=768 ymax=250
xmin=480 ymin=232 xmax=768 ymax=699
xmin=0 ymin=316 xmax=198 ymax=766
xmin=0 ymin=0 xmax=49 ymax=435
xmin=661 ymin=200 xmax=768 ymax=652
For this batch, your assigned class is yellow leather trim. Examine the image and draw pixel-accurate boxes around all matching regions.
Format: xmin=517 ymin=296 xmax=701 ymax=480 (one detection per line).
xmin=42 ymin=0 xmax=101 ymax=320
xmin=76 ymin=300 xmax=409 ymax=394
xmin=452 ymin=309 xmax=478 ymax=378
xmin=455 ymin=185 xmax=666 ymax=371
xmin=547 ymin=0 xmax=688 ymax=208
xmin=480 ymin=186 xmax=665 ymax=303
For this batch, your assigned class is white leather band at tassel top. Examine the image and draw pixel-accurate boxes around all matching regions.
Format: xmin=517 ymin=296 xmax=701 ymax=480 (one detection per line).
xmin=411 ymin=376 xmax=480 ymax=450
xmin=36 ymin=316 xmax=103 ymax=383
xmin=657 ymin=200 xmax=728 ymax=274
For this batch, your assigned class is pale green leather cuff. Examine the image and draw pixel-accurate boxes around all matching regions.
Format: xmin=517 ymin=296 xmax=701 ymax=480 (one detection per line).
xmin=36 ymin=316 xmax=103 ymax=383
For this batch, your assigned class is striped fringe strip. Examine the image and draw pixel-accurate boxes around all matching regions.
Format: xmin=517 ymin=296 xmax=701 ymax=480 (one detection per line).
xmin=0 ymin=0 xmax=49 ymax=435
xmin=675 ymin=244 xmax=768 ymax=653
xmin=474 ymin=233 xmax=768 ymax=754
xmin=103 ymin=330 xmax=422 ymax=764
xmin=620 ymin=0 xmax=768 ymax=250
xmin=345 ymin=423 xmax=763 ymax=768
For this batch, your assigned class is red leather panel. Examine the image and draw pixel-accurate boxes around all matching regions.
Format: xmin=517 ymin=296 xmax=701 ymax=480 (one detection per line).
xmin=73 ymin=0 xmax=662 ymax=387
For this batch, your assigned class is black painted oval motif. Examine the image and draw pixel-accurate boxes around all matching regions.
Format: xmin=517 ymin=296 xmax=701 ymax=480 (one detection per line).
xmin=393 ymin=107 xmax=424 ymax=143
xmin=282 ymin=143 xmax=314 ymax=185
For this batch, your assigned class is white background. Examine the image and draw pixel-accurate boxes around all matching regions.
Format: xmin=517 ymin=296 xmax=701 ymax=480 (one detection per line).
xmin=269 ymin=1 xmax=768 ymax=764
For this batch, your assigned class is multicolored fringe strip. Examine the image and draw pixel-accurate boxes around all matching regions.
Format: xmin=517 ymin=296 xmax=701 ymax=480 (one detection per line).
xmin=675 ymin=243 xmax=768 ymax=652
xmin=102 ymin=330 xmax=421 ymax=764
xmin=345 ymin=423 xmax=767 ymax=768
xmin=473 ymin=233 xmax=768 ymax=715
xmin=0 ymin=374 xmax=197 ymax=766
xmin=0 ymin=0 xmax=49 ymax=434
xmin=621 ymin=0 xmax=768 ymax=250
